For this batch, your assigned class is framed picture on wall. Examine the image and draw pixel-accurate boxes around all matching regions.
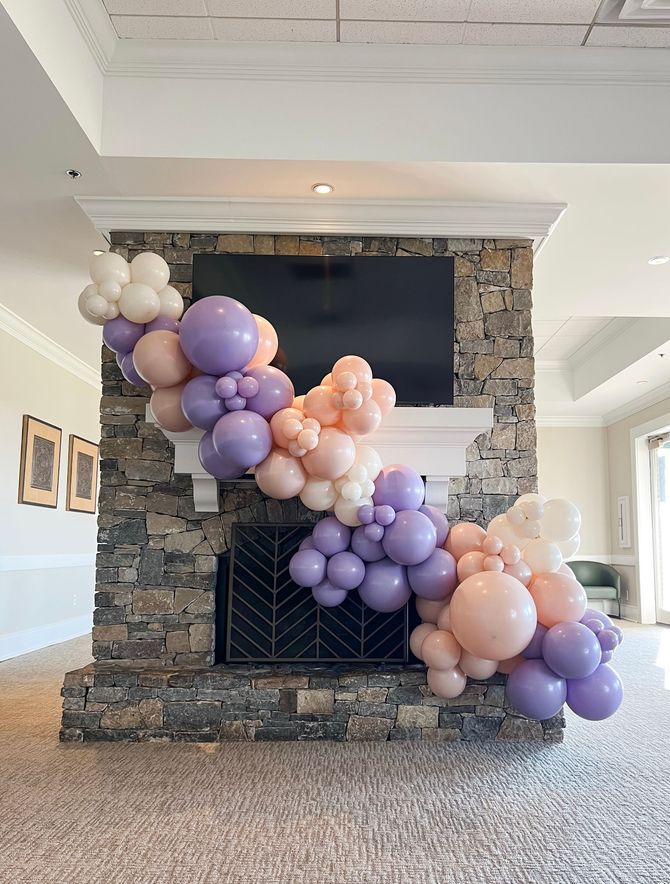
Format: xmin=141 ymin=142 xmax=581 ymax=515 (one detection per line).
xmin=66 ymin=435 xmax=99 ymax=514
xmin=18 ymin=415 xmax=62 ymax=508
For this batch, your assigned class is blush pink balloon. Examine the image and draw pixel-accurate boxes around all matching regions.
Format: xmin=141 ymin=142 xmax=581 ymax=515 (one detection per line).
xmin=501 ymin=545 xmax=521 ymax=566
xmin=427 ymin=666 xmax=467 ymax=699
xmin=371 ymin=378 xmax=396 ymax=417
xmin=483 ymin=555 xmax=504 ymax=572
xmin=558 ymin=563 xmax=576 ymax=578
xmin=270 ymin=407 xmax=305 ymax=449
xmin=459 ymin=651 xmax=498 ymax=680
xmin=293 ymin=395 xmax=305 ymax=410
xmin=409 ymin=622 xmax=437 ymax=659
xmin=340 ymin=399 xmax=382 ymax=436
xmin=332 ymin=355 xmax=373 ymax=384
xmin=421 ymin=629 xmax=462 ymax=670
xmin=415 ymin=596 xmax=444 ymax=624
xmin=133 ymin=330 xmax=191 ymax=389
xmin=503 ymin=559 xmax=533 ymax=587
xmin=246 ymin=314 xmax=278 ymax=369
xmin=254 ymin=448 xmax=306 ymax=499
xmin=450 ymin=571 xmax=537 ymax=661
xmin=482 ymin=535 xmax=503 ymax=556
xmin=457 ymin=550 xmax=486 ymax=582
xmin=445 ymin=522 xmax=487 ymax=560
xmin=497 ymin=655 xmax=524 ymax=674
xmin=303 ymin=385 xmax=341 ymax=426
xmin=150 ymin=381 xmax=192 ymax=432
xmin=302 ymin=427 xmax=356 ymax=481
xmin=529 ymin=572 xmax=588 ymax=628
xmin=436 ymin=603 xmax=451 ymax=631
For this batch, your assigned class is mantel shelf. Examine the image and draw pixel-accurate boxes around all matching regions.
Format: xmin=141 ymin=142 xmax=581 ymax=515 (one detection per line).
xmin=149 ymin=406 xmax=493 ymax=514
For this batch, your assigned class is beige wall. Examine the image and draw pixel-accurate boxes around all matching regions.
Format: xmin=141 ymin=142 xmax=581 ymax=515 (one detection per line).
xmin=0 ymin=330 xmax=100 ymax=658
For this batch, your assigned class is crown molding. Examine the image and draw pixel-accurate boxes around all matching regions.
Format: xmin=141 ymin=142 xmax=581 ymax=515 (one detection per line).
xmin=75 ymin=196 xmax=565 ymax=249
xmin=569 ymin=317 xmax=635 ymax=369
xmin=603 ymin=379 xmax=670 ymax=426
xmin=536 ymin=415 xmax=605 ymax=427
xmin=535 ymin=360 xmax=570 ymax=373
xmin=0 ymin=305 xmax=100 ymax=391
xmin=63 ymin=0 xmax=116 ymax=74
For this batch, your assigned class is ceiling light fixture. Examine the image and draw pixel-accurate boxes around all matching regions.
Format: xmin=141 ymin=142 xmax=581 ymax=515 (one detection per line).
xmin=648 ymin=255 xmax=669 ymax=266
xmin=65 ymin=169 xmax=82 ymax=180
xmin=637 ymin=380 xmax=649 ymax=385
xmin=312 ymin=183 xmax=334 ymax=194
xmin=92 ymin=250 xmax=104 ymax=256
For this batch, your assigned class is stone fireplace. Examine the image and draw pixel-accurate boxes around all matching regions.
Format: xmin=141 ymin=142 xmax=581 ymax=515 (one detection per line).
xmin=60 ymin=233 xmax=564 ymax=743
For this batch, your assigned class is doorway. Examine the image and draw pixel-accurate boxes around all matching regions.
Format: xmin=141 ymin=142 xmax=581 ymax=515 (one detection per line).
xmin=650 ymin=433 xmax=670 ymax=625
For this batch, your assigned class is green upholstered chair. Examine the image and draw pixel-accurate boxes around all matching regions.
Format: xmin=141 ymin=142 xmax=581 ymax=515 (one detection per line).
xmin=566 ymin=561 xmax=621 ymax=618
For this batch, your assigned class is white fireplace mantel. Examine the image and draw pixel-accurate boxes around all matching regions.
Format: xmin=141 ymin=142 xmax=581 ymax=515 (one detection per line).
xmin=149 ymin=406 xmax=493 ymax=514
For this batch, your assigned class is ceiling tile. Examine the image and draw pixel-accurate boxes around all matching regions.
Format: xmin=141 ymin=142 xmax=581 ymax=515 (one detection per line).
xmin=111 ymin=15 xmax=214 ymax=38
xmin=212 ymin=18 xmax=336 ymax=41
xmin=468 ymin=0 xmax=599 ymax=24
xmin=206 ymin=0 xmax=334 ymax=17
xmin=105 ymin=0 xmax=206 ymax=14
xmin=587 ymin=25 xmax=670 ymax=46
xmin=340 ymin=1 xmax=470 ymax=21
xmin=341 ymin=20 xmax=465 ymax=43
xmin=463 ymin=23 xmax=588 ymax=45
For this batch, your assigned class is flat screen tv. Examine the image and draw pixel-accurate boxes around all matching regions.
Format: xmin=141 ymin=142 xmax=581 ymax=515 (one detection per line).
xmin=192 ymin=254 xmax=454 ymax=405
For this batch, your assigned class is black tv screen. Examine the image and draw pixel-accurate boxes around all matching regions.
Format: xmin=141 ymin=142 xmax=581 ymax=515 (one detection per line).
xmin=192 ymin=254 xmax=454 ymax=405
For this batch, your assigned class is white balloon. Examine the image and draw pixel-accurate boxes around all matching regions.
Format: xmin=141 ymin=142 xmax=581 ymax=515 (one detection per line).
xmin=517 ymin=492 xmax=546 ymax=507
xmin=99 ymin=279 xmax=122 ymax=302
xmin=77 ymin=286 xmax=105 ymax=326
xmin=521 ymin=519 xmax=541 ymax=539
xmin=341 ymin=481 xmax=362 ymax=502
xmin=299 ymin=477 xmax=338 ymax=512
xmin=119 ymin=282 xmax=161 ymax=323
xmin=507 ymin=506 xmax=525 ymax=527
xmin=488 ymin=514 xmax=529 ymax=550
xmin=557 ymin=533 xmax=580 ymax=560
xmin=347 ymin=463 xmax=367 ymax=484
xmin=541 ymin=498 xmax=582 ymax=543
xmin=86 ymin=294 xmax=108 ymax=317
xmin=130 ymin=252 xmax=170 ymax=291
xmin=334 ymin=495 xmax=372 ymax=527
xmin=518 ymin=499 xmax=544 ymax=521
xmin=103 ymin=301 xmax=120 ymax=320
xmin=522 ymin=538 xmax=562 ymax=574
xmin=89 ymin=251 xmax=130 ymax=286
xmin=157 ymin=285 xmax=184 ymax=319
xmin=354 ymin=445 xmax=383 ymax=482
xmin=361 ymin=479 xmax=375 ymax=497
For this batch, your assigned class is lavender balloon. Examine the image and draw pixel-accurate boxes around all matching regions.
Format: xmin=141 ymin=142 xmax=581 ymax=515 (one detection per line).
xmin=299 ymin=537 xmax=315 ymax=551
xmin=407 ymin=548 xmax=457 ymax=600
xmin=243 ymin=365 xmax=295 ymax=419
xmin=117 ymin=350 xmax=146 ymax=387
xmin=382 ymin=510 xmax=436 ymax=566
xmin=373 ymin=464 xmax=425 ymax=512
xmin=289 ymin=549 xmax=327 ymax=588
xmin=542 ymin=621 xmax=601 ymax=680
xmin=181 ymin=375 xmax=227 ymax=431
xmin=198 ymin=431 xmax=245 ymax=481
xmin=581 ymin=608 xmax=614 ymax=630
xmin=357 ymin=557 xmax=412 ymax=613
xmin=419 ymin=504 xmax=449 ymax=547
xmin=506 ymin=659 xmax=567 ymax=721
xmin=312 ymin=579 xmax=348 ymax=608
xmin=598 ymin=629 xmax=619 ymax=653
xmin=312 ymin=517 xmax=351 ymax=557
xmin=364 ymin=523 xmax=385 ymax=543
xmin=179 ymin=296 xmax=258 ymax=376
xmin=146 ymin=316 xmax=180 ymax=334
xmin=212 ymin=410 xmax=272 ymax=471
xmin=327 ymin=551 xmax=366 ymax=591
xmin=522 ymin=624 xmax=548 ymax=659
xmin=566 ymin=664 xmax=623 ymax=721
xmin=351 ymin=525 xmax=386 ymax=562
xmin=103 ymin=316 xmax=145 ymax=355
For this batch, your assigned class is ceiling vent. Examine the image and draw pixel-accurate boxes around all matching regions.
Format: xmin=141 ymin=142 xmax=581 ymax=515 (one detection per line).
xmin=599 ymin=0 xmax=670 ymax=23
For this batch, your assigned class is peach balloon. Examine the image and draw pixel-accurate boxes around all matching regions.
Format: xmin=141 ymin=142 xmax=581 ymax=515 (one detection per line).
xmin=450 ymin=571 xmax=537 ymax=661
xmin=459 ymin=651 xmax=498 ymax=680
xmin=133 ymin=330 xmax=191 ymax=389
xmin=303 ymin=385 xmax=341 ymax=426
xmin=558 ymin=563 xmax=576 ymax=578
xmin=254 ymin=448 xmax=306 ymax=500
xmin=409 ymin=622 xmax=437 ymax=659
xmin=501 ymin=544 xmax=521 ymax=566
xmin=292 ymin=395 xmax=305 ymax=410
xmin=497 ymin=655 xmax=524 ymax=674
xmin=340 ymin=399 xmax=382 ymax=436
xmin=246 ymin=314 xmax=278 ymax=369
xmin=445 ymin=522 xmax=487 ymax=560
xmin=482 ymin=535 xmax=503 ymax=556
xmin=436 ymin=603 xmax=451 ymax=631
xmin=427 ymin=666 xmax=467 ymax=699
xmin=149 ymin=382 xmax=192 ymax=432
xmin=270 ymin=407 xmax=305 ymax=449
xmin=457 ymin=550 xmax=486 ymax=582
xmin=503 ymin=559 xmax=533 ymax=587
xmin=421 ymin=629 xmax=462 ymax=670
xmin=300 ymin=477 xmax=338 ymax=511
xmin=415 ymin=597 xmax=444 ymax=624
xmin=332 ymin=355 xmax=372 ymax=384
xmin=302 ymin=427 xmax=356 ymax=481
xmin=371 ymin=378 xmax=396 ymax=417
xmin=483 ymin=555 xmax=504 ymax=572
xmin=321 ymin=373 xmax=333 ymax=386
xmin=529 ymin=572 xmax=588 ymax=628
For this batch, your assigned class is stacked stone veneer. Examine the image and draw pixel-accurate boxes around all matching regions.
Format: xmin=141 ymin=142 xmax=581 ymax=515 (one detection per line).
xmin=60 ymin=232 xmax=548 ymax=743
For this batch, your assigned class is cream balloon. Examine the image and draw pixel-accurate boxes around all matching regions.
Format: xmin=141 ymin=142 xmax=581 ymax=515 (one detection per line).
xmin=254 ymin=448 xmax=306 ymax=500
xmin=415 ymin=597 xmax=444 ymax=625
xmin=354 ymin=445 xmax=383 ymax=481
xmin=459 ymin=651 xmax=498 ymax=680
xmin=557 ymin=533 xmax=580 ymax=559
xmin=300 ymin=477 xmax=338 ymax=511
xmin=427 ymin=666 xmax=467 ymax=700
xmin=334 ymin=495 xmax=372 ymax=527
xmin=522 ymin=539 xmax=562 ymax=574
xmin=247 ymin=314 xmax=279 ymax=369
xmin=103 ymin=302 xmax=120 ymax=320
xmin=119 ymin=283 xmax=161 ymax=323
xmin=421 ymin=630 xmax=461 ymax=670
xmin=99 ymin=279 xmax=122 ymax=302
xmin=89 ymin=251 xmax=130 ymax=286
xmin=516 ymin=492 xmax=546 ymax=507
xmin=409 ymin=622 xmax=437 ymax=659
xmin=86 ymin=294 xmax=108 ymax=318
xmin=157 ymin=285 xmax=184 ymax=320
xmin=487 ymin=514 xmax=530 ymax=550
xmin=540 ymin=498 xmax=582 ymax=543
xmin=78 ymin=286 xmax=105 ymax=326
xmin=130 ymin=252 xmax=170 ymax=291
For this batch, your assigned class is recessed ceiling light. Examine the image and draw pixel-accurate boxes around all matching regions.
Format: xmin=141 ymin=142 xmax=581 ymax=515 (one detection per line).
xmin=92 ymin=250 xmax=104 ymax=256
xmin=65 ymin=169 xmax=82 ymax=180
xmin=637 ymin=380 xmax=649 ymax=385
xmin=312 ymin=183 xmax=334 ymax=194
xmin=648 ymin=255 xmax=669 ymax=266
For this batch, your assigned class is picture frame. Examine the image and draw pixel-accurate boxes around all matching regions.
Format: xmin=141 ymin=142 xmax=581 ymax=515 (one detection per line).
xmin=18 ymin=415 xmax=62 ymax=508
xmin=66 ymin=434 xmax=99 ymax=514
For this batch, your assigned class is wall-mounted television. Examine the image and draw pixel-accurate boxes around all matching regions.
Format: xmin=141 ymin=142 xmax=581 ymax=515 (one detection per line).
xmin=192 ymin=254 xmax=455 ymax=406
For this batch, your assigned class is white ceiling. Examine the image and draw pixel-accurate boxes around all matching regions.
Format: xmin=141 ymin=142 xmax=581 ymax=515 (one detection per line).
xmin=100 ymin=0 xmax=670 ymax=46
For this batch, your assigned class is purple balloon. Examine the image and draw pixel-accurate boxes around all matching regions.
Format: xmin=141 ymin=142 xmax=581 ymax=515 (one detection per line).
xmin=610 ymin=625 xmax=624 ymax=645
xmin=312 ymin=579 xmax=348 ymax=608
xmin=364 ymin=522 xmax=385 ymax=543
xmin=522 ymin=624 xmax=548 ymax=659
xmin=600 ymin=650 xmax=613 ymax=664
xmin=542 ymin=622 xmax=602 ymax=680
xmin=382 ymin=510 xmax=436 ymax=566
xmin=225 ymin=395 xmax=246 ymax=411
xmin=243 ymin=365 xmax=295 ymax=419
xmin=351 ymin=525 xmax=386 ymax=562
xmin=506 ymin=659 xmax=567 ymax=721
xmin=581 ymin=608 xmax=614 ymax=630
xmin=181 ymin=375 xmax=227 ymax=431
xmin=179 ymin=296 xmax=258 ymax=376
xmin=373 ymin=464 xmax=425 ymax=511
xmin=312 ymin=517 xmax=351 ymax=557
xmin=598 ymin=629 xmax=619 ymax=653
xmin=407 ymin=548 xmax=458 ymax=600
xmin=299 ymin=537 xmax=315 ymax=551
xmin=358 ymin=558 xmax=412 ymax=613
xmin=289 ymin=549 xmax=327 ymax=588
xmin=212 ymin=410 xmax=272 ymax=471
xmin=374 ymin=505 xmax=396 ymax=527
xmin=327 ymin=551 xmax=366 ymax=591
xmin=418 ymin=504 xmax=449 ymax=548
xmin=238 ymin=376 xmax=259 ymax=398
xmin=103 ymin=316 xmax=145 ymax=355
xmin=117 ymin=350 xmax=146 ymax=387
xmin=146 ymin=316 xmax=180 ymax=334
xmin=358 ymin=504 xmax=375 ymax=525
xmin=216 ymin=376 xmax=238 ymax=399
xmin=583 ymin=618 xmax=603 ymax=635
xmin=198 ymin=431 xmax=245 ymax=481
xmin=566 ymin=664 xmax=623 ymax=721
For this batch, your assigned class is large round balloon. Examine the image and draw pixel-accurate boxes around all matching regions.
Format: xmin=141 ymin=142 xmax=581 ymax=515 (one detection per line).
xmin=130 ymin=252 xmax=169 ymax=291
xmin=212 ymin=410 xmax=272 ymax=471
xmin=312 ymin=516 xmax=351 ymax=557
xmin=357 ymin=558 xmax=412 ymax=613
xmin=247 ymin=314 xmax=278 ymax=369
xmin=254 ymin=448 xmax=306 ymax=499
xmin=119 ymin=282 xmax=161 ymax=324
xmin=289 ymin=549 xmax=327 ymax=588
xmin=542 ymin=621 xmax=602 ymax=680
xmin=327 ymin=551 xmax=365 ymax=590
xmin=302 ymin=427 xmax=356 ymax=481
xmin=522 ymin=539 xmax=562 ymax=574
xmin=181 ymin=375 xmax=227 ymax=431
xmin=179 ymin=296 xmax=259 ymax=376
xmin=103 ymin=316 xmax=145 ymax=355
xmin=530 ymin=572 xmax=587 ymax=628
xmin=409 ymin=622 xmax=437 ymax=659
xmin=311 ymin=579 xmax=348 ymax=608
xmin=303 ymin=385 xmax=340 ymax=426
xmin=300 ymin=477 xmax=338 ymax=512
xmin=198 ymin=431 xmax=245 ymax=480
xmin=459 ymin=651 xmax=498 ymax=680
xmin=506 ymin=659 xmax=567 ymax=720
xmin=427 ymin=666 xmax=466 ymax=699
xmin=133 ymin=330 xmax=191 ymax=389
xmin=540 ymin=498 xmax=581 ymax=543
xmin=150 ymin=382 xmax=192 ymax=433
xmin=382 ymin=510 xmax=437 ymax=566
xmin=351 ymin=525 xmax=386 ymax=562
xmin=407 ymin=548 xmax=457 ymax=600
xmin=418 ymin=505 xmax=449 ymax=547
xmin=450 ymin=571 xmax=537 ymax=661
xmin=90 ymin=251 xmax=130 ymax=286
xmin=445 ymin=522 xmax=487 ymax=560
xmin=421 ymin=629 xmax=461 ymax=671
xmin=373 ymin=464 xmax=425 ymax=511
xmin=566 ymin=663 xmax=623 ymax=721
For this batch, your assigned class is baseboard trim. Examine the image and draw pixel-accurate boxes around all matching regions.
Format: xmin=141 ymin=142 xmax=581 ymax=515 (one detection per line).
xmin=0 ymin=614 xmax=92 ymax=662
xmin=621 ymin=603 xmax=641 ymax=623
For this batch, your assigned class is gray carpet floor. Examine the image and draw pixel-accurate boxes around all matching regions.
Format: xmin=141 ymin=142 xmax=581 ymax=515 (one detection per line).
xmin=0 ymin=623 xmax=668 ymax=884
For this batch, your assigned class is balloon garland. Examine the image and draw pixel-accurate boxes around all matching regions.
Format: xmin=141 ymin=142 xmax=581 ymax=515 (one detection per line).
xmin=80 ymin=251 xmax=624 ymax=723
